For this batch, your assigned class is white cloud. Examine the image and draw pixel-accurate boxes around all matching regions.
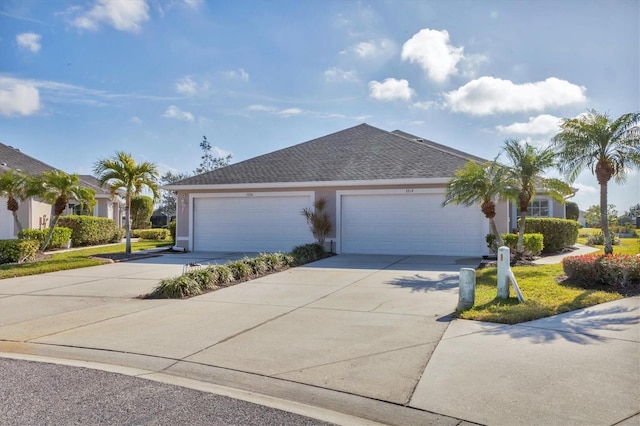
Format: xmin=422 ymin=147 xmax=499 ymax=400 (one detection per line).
xmin=401 ymin=29 xmax=464 ymax=83
xmin=71 ymin=0 xmax=150 ymax=33
xmin=368 ymin=78 xmax=415 ymax=101
xmin=222 ymin=68 xmax=249 ymax=81
xmin=176 ymin=76 xmax=197 ymax=95
xmin=412 ymin=101 xmax=438 ymax=110
xmin=278 ymin=108 xmax=303 ymax=117
xmin=343 ymin=38 xmax=396 ymax=60
xmin=248 ymin=104 xmax=277 ymax=112
xmin=324 ymin=67 xmax=358 ymax=82
xmin=163 ymin=105 xmax=194 ymax=122
xmin=496 ymin=114 xmax=562 ymax=135
xmin=444 ymin=76 xmax=587 ymax=115
xmin=16 ymin=32 xmax=41 ymax=53
xmin=574 ymin=182 xmax=598 ymax=193
xmin=130 ymin=115 xmax=142 ymax=124
xmin=0 ymin=80 xmax=40 ymax=116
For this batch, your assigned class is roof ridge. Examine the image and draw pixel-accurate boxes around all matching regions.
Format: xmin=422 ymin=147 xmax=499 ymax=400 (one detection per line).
xmin=391 ymin=130 xmax=487 ymax=163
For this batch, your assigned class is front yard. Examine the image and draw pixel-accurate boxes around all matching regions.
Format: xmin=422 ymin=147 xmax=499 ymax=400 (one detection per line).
xmin=0 ymin=241 xmax=172 ymax=279
xmin=457 ymin=237 xmax=639 ymax=324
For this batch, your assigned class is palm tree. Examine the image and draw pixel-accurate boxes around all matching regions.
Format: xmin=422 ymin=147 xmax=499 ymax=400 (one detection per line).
xmin=31 ymin=170 xmax=96 ymax=251
xmin=443 ymin=160 xmax=515 ymax=252
xmin=552 ymin=110 xmax=640 ymax=254
xmin=94 ymin=152 xmax=159 ymax=255
xmin=502 ymin=139 xmax=573 ymax=255
xmin=0 ymin=170 xmax=29 ymax=235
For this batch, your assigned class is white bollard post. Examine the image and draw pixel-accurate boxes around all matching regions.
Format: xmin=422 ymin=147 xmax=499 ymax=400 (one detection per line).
xmin=497 ymin=246 xmax=510 ymax=299
xmin=457 ymin=268 xmax=476 ymax=310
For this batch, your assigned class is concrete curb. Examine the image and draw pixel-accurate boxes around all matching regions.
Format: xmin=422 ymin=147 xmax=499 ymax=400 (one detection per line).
xmin=0 ymin=352 xmax=385 ymax=426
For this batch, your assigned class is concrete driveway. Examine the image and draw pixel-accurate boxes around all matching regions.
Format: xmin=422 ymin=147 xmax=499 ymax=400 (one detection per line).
xmin=0 ymin=253 xmax=478 ymax=423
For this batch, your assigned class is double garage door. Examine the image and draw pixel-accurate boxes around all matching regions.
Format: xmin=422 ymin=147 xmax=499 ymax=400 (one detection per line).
xmin=192 ymin=191 xmax=485 ymax=256
xmin=340 ymin=192 xmax=485 ymax=256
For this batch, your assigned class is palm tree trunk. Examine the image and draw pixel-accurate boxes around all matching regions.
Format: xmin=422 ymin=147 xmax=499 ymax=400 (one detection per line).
xmin=12 ymin=211 xmax=23 ymax=234
xmin=600 ymin=183 xmax=613 ymax=255
xmin=125 ymin=194 xmax=132 ymax=255
xmin=488 ymin=218 xmax=504 ymax=250
xmin=517 ymin=210 xmax=527 ymax=254
xmin=40 ymin=206 xmax=59 ymax=252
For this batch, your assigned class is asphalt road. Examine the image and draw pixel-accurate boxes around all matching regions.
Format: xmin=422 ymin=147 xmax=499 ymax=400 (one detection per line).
xmin=0 ymin=358 xmax=333 ymax=426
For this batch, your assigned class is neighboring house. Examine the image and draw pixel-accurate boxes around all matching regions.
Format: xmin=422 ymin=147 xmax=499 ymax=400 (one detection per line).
xmin=508 ymin=195 xmax=571 ymax=232
xmin=578 ymin=210 xmax=587 ymax=227
xmin=0 ymin=143 xmax=123 ymax=239
xmin=165 ymin=123 xmax=511 ymax=256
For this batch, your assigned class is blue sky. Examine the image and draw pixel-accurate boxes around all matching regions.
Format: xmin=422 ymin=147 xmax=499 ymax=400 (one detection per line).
xmin=1 ymin=0 xmax=638 ymax=213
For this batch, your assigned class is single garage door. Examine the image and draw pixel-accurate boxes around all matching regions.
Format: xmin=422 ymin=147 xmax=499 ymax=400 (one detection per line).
xmin=0 ymin=197 xmax=14 ymax=239
xmin=340 ymin=192 xmax=485 ymax=256
xmin=192 ymin=193 xmax=312 ymax=252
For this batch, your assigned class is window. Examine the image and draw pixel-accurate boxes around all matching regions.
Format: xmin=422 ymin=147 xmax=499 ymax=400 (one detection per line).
xmin=527 ymin=199 xmax=549 ymax=217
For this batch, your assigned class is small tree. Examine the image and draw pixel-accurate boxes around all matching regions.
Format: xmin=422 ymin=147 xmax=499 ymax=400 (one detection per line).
xmin=130 ymin=195 xmax=154 ymax=229
xmin=584 ymin=204 xmax=618 ymax=228
xmin=565 ymin=201 xmax=580 ymax=221
xmin=194 ymin=136 xmax=232 ymax=175
xmin=29 ymin=170 xmax=95 ymax=252
xmin=301 ymin=198 xmax=332 ymax=248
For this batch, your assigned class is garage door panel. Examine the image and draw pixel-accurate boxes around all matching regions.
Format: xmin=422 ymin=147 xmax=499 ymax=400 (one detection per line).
xmin=193 ymin=195 xmax=311 ymax=252
xmin=341 ymin=193 xmax=484 ymax=256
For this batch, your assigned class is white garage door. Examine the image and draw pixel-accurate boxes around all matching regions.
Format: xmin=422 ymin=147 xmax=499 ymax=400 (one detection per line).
xmin=192 ymin=193 xmax=313 ymax=252
xmin=340 ymin=192 xmax=485 ymax=256
xmin=0 ymin=197 xmax=15 ymax=239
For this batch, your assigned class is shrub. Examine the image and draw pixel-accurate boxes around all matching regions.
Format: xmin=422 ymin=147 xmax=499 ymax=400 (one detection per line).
xmin=301 ymin=198 xmax=332 ymax=247
xmin=211 ymin=265 xmax=233 ymax=286
xmin=257 ymin=253 xmax=284 ymax=271
xmin=291 ymin=243 xmax=325 ymax=264
xmin=150 ymin=275 xmax=202 ymax=298
xmin=243 ymin=256 xmax=269 ymax=276
xmin=494 ymin=233 xmax=544 ymax=256
xmin=227 ymin=260 xmax=252 ymax=280
xmin=57 ymin=215 xmax=121 ymax=246
xmin=188 ymin=268 xmax=215 ymax=291
xmin=0 ymin=239 xmax=39 ymax=264
xmin=523 ymin=218 xmax=580 ymax=253
xmin=563 ymin=254 xmax=640 ymax=288
xmin=19 ymin=227 xmax=72 ymax=250
xmin=135 ymin=229 xmax=169 ymax=241
xmin=585 ymin=232 xmax=620 ymax=246
xmin=168 ymin=220 xmax=176 ymax=243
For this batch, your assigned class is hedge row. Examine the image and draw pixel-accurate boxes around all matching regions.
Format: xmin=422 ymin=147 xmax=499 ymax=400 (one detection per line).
xmin=57 ymin=215 xmax=123 ymax=246
xmin=130 ymin=229 xmax=169 ymax=240
xmin=146 ymin=243 xmax=326 ymax=299
xmin=524 ymin=218 xmax=579 ymax=253
xmin=18 ymin=227 xmax=73 ymax=250
xmin=0 ymin=239 xmax=39 ymax=264
xmin=563 ymin=254 xmax=640 ymax=288
xmin=486 ymin=233 xmax=544 ymax=256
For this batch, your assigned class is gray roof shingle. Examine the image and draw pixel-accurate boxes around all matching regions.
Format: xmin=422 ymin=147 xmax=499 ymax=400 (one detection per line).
xmin=0 ymin=143 xmax=111 ymax=195
xmin=172 ymin=123 xmax=488 ymax=186
xmin=0 ymin=142 xmax=57 ymax=175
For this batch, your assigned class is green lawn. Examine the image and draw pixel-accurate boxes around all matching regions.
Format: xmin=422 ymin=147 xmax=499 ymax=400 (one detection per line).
xmin=0 ymin=241 xmax=172 ymax=279
xmin=457 ymin=235 xmax=639 ymax=324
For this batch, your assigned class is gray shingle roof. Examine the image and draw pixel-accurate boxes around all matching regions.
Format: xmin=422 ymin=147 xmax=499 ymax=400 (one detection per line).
xmin=0 ymin=142 xmax=57 ymax=175
xmin=173 ymin=123 xmax=488 ymax=186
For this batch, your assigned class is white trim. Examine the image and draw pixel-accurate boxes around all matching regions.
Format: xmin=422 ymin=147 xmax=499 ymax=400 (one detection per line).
xmin=164 ymin=178 xmax=449 ymax=191
xmin=188 ymin=191 xmax=314 ymax=252
xmin=335 ymin=188 xmax=448 ymax=255
xmin=176 ymin=237 xmax=189 ymax=241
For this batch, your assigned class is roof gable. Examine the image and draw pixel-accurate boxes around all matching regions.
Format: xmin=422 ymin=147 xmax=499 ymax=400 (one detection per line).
xmin=173 ymin=123 xmax=487 ymax=186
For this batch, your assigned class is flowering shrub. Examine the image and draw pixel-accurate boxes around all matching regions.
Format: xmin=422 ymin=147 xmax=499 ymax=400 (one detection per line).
xmin=563 ymin=254 xmax=640 ymax=287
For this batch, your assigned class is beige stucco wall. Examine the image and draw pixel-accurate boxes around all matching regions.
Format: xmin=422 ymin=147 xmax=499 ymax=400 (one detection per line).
xmin=173 ymin=182 xmax=491 ymax=251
